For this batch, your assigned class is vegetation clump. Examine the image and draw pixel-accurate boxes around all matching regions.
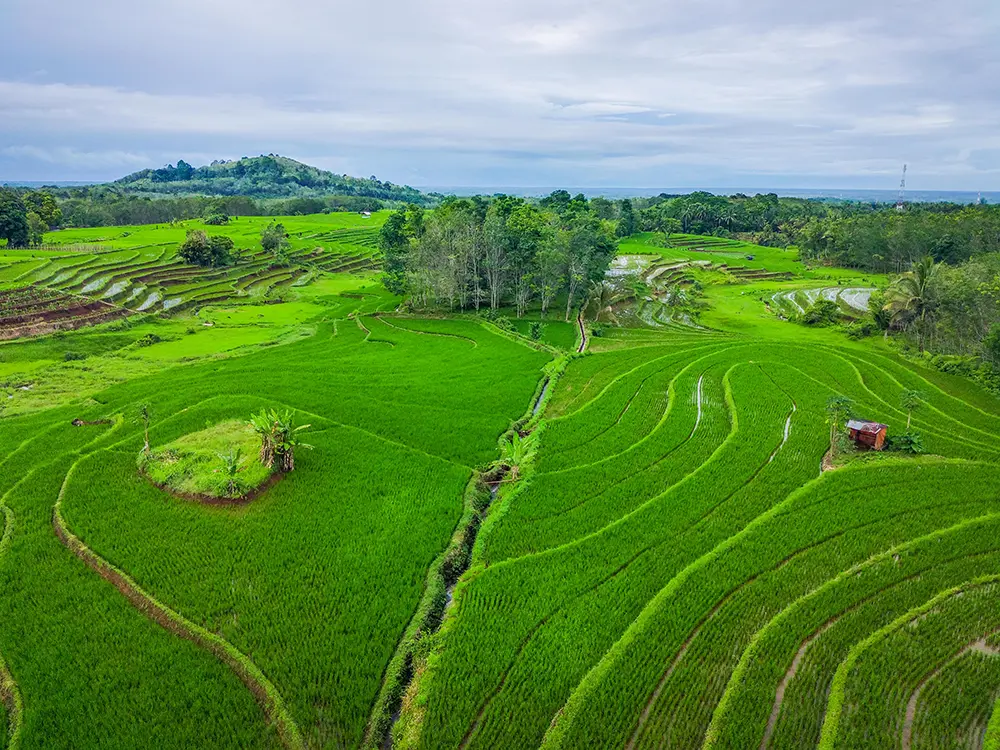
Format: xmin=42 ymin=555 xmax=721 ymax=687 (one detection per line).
xmin=138 ymin=419 xmax=271 ymax=499
xmin=178 ymin=229 xmax=236 ymax=267
xmin=247 ymin=408 xmax=312 ymax=473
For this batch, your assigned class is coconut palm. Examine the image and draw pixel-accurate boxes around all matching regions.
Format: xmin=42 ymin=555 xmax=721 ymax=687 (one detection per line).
xmin=586 ymin=280 xmax=627 ymax=324
xmin=885 ymin=256 xmax=939 ymax=352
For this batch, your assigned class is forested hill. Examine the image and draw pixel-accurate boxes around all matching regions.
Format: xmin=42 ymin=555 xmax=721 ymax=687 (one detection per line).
xmin=113 ymin=155 xmax=429 ymax=203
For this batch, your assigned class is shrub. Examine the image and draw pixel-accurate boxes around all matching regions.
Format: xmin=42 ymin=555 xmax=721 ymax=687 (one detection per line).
xmin=844 ymin=320 xmax=877 ymax=339
xmin=591 ymin=324 xmax=605 ymax=337
xmin=63 ymin=351 xmax=86 ymax=361
xmin=887 ymin=430 xmax=924 ymax=454
xmin=801 ymin=299 xmax=841 ymax=326
xmin=136 ymin=334 xmax=162 ymax=347
xmin=529 ymin=321 xmax=544 ymax=341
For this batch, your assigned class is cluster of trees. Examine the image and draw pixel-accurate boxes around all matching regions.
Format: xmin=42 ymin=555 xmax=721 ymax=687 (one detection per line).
xmin=177 ymin=231 xmax=236 ymax=267
xmin=0 ymin=188 xmax=63 ymax=247
xmin=606 ymin=193 xmax=999 ymax=258
xmin=380 ymin=194 xmax=617 ymax=319
xmin=178 ymin=221 xmax=291 ymax=268
xmin=0 ymin=188 xmax=384 ymax=231
xmin=797 ymin=206 xmax=1000 ymax=272
xmin=877 ymin=255 xmax=1000 ymax=363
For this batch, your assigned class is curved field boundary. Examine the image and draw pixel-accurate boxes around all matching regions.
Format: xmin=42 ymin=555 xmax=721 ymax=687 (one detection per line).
xmin=901 ymin=631 xmax=1000 ymax=750
xmin=53 ymin=465 xmax=304 ymax=750
xmin=542 ymin=341 xmax=731 ymax=435
xmin=823 ymin=347 xmax=1000 ymax=447
xmin=623 ymin=530 xmax=830 ymax=750
xmin=0 ymin=504 xmax=23 ymax=750
xmin=491 ymin=362 xmax=744 ymax=572
xmin=375 ymin=315 xmax=479 ymax=347
xmin=817 ymin=575 xmax=1000 ymax=750
xmin=705 ymin=512 xmax=1000 ymax=749
xmin=460 ymin=364 xmax=790 ymax=747
xmin=538 ymin=457 xmax=978 ymax=750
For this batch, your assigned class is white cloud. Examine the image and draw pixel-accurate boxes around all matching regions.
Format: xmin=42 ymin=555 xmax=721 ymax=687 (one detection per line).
xmin=1 ymin=145 xmax=152 ymax=169
xmin=1 ymin=0 xmax=998 ymax=187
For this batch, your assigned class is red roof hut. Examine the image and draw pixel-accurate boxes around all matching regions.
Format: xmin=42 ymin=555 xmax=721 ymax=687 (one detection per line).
xmin=846 ymin=419 xmax=888 ymax=451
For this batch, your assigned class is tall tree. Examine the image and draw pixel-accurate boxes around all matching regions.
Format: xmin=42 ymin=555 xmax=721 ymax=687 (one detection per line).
xmin=378 ymin=209 xmax=411 ymax=296
xmin=616 ymin=199 xmax=636 ymax=237
xmin=26 ymin=212 xmax=47 ymax=246
xmin=506 ymin=204 xmax=551 ymax=317
xmin=0 ymin=189 xmax=29 ymax=248
xmin=826 ymin=396 xmax=854 ymax=458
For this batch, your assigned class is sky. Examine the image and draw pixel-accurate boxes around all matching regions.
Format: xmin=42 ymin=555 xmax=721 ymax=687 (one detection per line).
xmin=2 ymin=0 xmax=999 ymax=190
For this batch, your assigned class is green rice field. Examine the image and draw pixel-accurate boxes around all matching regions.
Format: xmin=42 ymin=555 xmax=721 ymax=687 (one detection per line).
xmin=1 ymin=222 xmax=999 ymax=750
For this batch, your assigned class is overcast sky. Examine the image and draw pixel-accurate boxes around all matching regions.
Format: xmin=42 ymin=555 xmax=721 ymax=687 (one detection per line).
xmin=2 ymin=0 xmax=999 ymax=189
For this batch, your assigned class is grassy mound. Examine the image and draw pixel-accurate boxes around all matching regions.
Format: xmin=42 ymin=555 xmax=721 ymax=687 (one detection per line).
xmin=139 ymin=420 xmax=271 ymax=499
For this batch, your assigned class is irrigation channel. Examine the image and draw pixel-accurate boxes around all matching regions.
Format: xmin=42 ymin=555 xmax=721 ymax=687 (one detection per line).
xmin=377 ymin=469 xmax=507 ymax=750
xmin=378 ymin=352 xmax=557 ymax=749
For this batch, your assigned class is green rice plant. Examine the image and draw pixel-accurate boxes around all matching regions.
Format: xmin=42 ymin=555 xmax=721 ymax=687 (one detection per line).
xmin=0 ymin=314 xmax=549 ymax=748
xmin=822 ymin=579 xmax=1000 ymax=749
xmin=909 ymin=650 xmax=1000 ymax=749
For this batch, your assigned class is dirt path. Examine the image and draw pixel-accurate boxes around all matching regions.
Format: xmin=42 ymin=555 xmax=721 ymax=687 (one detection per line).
xmin=576 ymin=313 xmax=587 ymax=353
xmin=53 ymin=478 xmax=305 ymax=750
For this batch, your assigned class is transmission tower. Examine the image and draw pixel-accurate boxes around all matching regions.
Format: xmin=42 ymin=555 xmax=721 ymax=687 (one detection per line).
xmin=895 ymin=164 xmax=907 ymax=212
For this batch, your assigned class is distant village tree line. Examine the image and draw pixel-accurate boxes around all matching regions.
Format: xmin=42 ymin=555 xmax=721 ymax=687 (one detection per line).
xmin=379 ymin=192 xmax=617 ymax=319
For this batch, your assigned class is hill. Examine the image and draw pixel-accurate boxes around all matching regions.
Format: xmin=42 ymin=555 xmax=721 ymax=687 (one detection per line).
xmin=113 ymin=155 xmax=429 ymax=203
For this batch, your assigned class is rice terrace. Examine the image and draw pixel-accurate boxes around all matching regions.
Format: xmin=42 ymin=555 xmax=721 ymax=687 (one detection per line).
xmin=1 ymin=158 xmax=1000 ymax=750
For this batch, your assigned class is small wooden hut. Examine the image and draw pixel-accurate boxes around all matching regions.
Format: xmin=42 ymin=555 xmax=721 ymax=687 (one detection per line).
xmin=846 ymin=419 xmax=888 ymax=451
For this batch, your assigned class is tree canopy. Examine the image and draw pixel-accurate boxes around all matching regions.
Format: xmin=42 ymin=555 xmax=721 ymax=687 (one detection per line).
xmin=379 ymin=193 xmax=616 ymax=319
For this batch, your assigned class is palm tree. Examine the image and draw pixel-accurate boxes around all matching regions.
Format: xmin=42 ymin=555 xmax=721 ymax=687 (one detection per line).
xmin=586 ymin=280 xmax=627 ymax=324
xmin=497 ymin=432 xmax=537 ymax=482
xmin=899 ymin=389 xmax=923 ymax=430
xmin=248 ymin=408 xmax=312 ymax=472
xmin=248 ymin=410 xmax=276 ymax=467
xmin=885 ymin=256 xmax=939 ymax=352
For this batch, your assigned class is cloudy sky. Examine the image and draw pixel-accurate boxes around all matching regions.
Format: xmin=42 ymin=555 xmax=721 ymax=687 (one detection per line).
xmin=1 ymin=0 xmax=999 ymax=189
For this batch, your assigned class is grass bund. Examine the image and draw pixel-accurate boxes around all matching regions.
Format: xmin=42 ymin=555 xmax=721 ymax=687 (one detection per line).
xmin=0 ymin=219 xmax=999 ymax=749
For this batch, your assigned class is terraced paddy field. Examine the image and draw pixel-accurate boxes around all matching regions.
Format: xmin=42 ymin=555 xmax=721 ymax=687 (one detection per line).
xmin=397 ymin=322 xmax=1000 ymax=750
xmin=1 ymin=223 xmax=999 ymax=750
xmin=0 ymin=213 xmax=386 ymax=338
xmin=0 ymin=304 xmax=552 ymax=749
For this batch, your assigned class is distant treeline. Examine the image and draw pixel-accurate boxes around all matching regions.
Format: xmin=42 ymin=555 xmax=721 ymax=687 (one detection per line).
xmin=380 ymin=192 xmax=617 ymax=319
xmin=0 ymin=185 xmax=384 ymax=238
xmin=796 ymin=208 xmax=1000 ymax=273
xmin=613 ymin=190 xmax=1000 ymax=274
